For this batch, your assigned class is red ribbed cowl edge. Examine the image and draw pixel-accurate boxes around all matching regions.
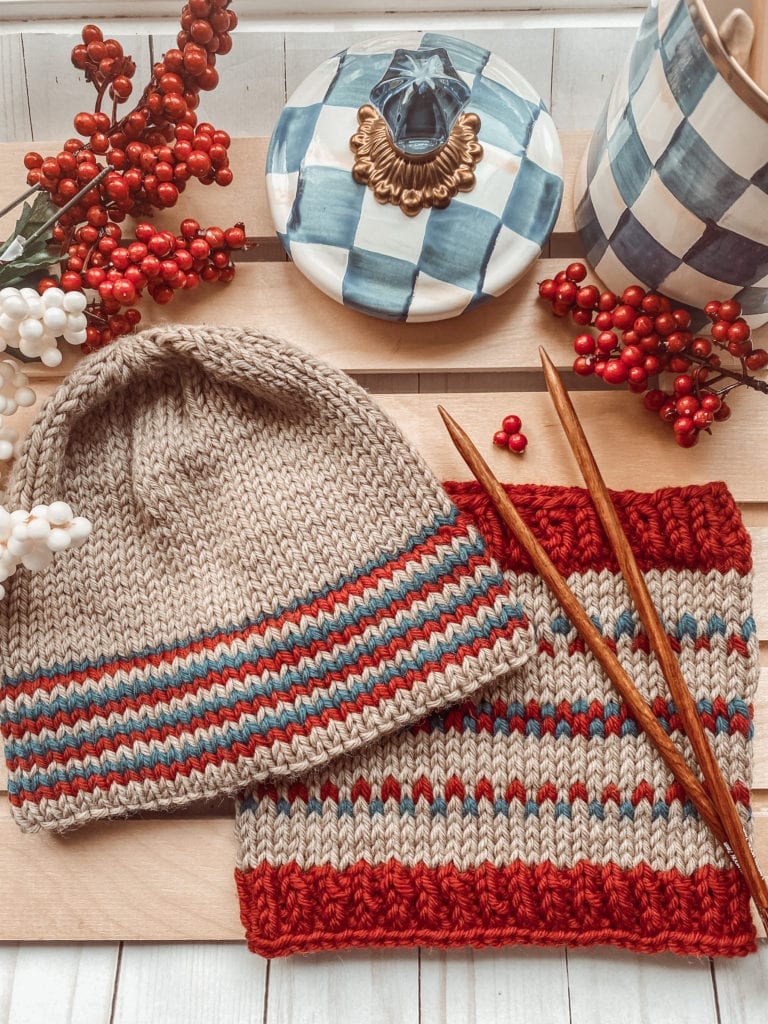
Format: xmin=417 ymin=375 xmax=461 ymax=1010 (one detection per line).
xmin=236 ymin=858 xmax=757 ymax=959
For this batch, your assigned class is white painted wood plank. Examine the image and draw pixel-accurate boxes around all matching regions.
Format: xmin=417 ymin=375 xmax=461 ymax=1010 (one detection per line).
xmin=151 ymin=31 xmax=286 ymax=137
xmin=0 ymin=944 xmax=118 ymax=1024
xmin=21 ymin=31 xmax=152 ymax=142
xmin=551 ymin=26 xmax=638 ymax=131
xmin=0 ymin=35 xmax=31 ymax=143
xmin=713 ymin=941 xmax=768 ymax=1024
xmin=444 ymin=29 xmax=555 ymax=111
xmin=284 ymin=31 xmax=364 ymax=95
xmin=285 ymin=29 xmax=553 ymax=111
xmin=112 ymin=943 xmax=267 ymax=1024
xmin=266 ymin=949 xmax=419 ymax=1024
xmin=420 ymin=947 xmax=570 ymax=1024
xmin=566 ymin=947 xmax=718 ymax=1024
xmin=0 ymin=0 xmax=647 ymax=18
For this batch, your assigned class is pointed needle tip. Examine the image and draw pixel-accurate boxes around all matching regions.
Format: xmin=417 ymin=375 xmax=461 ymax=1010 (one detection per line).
xmin=437 ymin=404 xmax=454 ymax=430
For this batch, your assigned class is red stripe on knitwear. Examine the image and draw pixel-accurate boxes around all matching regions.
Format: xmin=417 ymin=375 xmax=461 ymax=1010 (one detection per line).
xmin=7 ymin=620 xmax=521 ymax=807
xmin=235 ymin=859 xmax=757 ymax=959
xmin=444 ymin=481 xmax=752 ymax=576
xmin=4 ymin=515 xmax=479 ymax=701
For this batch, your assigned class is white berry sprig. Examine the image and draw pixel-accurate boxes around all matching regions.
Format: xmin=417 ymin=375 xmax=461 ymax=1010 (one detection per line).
xmin=0 ymin=359 xmax=36 ymax=416
xmin=0 ymin=286 xmax=88 ymax=367
xmin=0 ymin=501 xmax=92 ymax=599
xmin=0 ymin=358 xmax=37 ymax=463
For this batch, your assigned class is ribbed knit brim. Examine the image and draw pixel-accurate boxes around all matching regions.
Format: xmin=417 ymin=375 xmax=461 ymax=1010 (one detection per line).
xmin=0 ymin=327 xmax=533 ymax=832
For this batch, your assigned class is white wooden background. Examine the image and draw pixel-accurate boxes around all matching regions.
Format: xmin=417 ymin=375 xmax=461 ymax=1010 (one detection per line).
xmin=1 ymin=2 xmax=767 ymax=1022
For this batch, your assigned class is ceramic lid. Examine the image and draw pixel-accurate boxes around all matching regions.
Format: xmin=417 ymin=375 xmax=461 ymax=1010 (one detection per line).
xmin=266 ymin=33 xmax=564 ymax=322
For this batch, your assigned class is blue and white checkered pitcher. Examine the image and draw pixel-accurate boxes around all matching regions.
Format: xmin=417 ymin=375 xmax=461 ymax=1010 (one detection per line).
xmin=575 ymin=0 xmax=768 ymax=328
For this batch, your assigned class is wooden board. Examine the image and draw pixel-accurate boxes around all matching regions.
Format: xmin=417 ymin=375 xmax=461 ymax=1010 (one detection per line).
xmin=0 ymin=133 xmax=587 ymax=241
xmin=1 ymin=801 xmax=767 ymax=942
xmin=7 ymin=382 xmax=768 ymax=500
xmin=2 ymin=127 xmax=768 ymax=955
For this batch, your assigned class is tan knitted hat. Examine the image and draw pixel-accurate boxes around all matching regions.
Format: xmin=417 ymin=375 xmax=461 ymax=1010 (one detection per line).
xmin=0 ymin=325 xmax=533 ymax=832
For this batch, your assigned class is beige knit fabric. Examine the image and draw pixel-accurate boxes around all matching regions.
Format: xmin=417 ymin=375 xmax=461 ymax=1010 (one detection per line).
xmin=0 ymin=326 xmax=533 ymax=832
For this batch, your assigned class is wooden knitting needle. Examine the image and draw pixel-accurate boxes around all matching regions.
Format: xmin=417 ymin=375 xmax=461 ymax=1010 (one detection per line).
xmin=538 ymin=346 xmax=768 ymax=933
xmin=437 ymin=404 xmax=725 ymax=842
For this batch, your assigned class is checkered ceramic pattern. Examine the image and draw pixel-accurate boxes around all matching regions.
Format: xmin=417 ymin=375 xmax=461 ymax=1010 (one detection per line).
xmin=266 ymin=33 xmax=563 ymax=322
xmin=575 ymin=0 xmax=768 ymax=329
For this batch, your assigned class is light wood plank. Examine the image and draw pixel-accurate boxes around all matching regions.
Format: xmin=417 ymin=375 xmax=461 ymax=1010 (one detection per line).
xmin=552 ymin=26 xmax=638 ymax=132
xmin=0 ymin=133 xmax=588 ymax=244
xmin=712 ymin=941 xmax=768 ymax=1024
xmin=0 ymin=35 xmax=31 ymax=144
xmin=21 ymin=33 xmax=153 ymax=143
xmin=85 ymin=260 xmax=768 ymax=369
xmin=0 ymin=817 xmax=243 ymax=940
xmin=0 ymin=139 xmax=274 ymax=243
xmin=112 ymin=943 xmax=267 ymax=1024
xmin=266 ymin=949 xmax=419 ymax=1024
xmin=5 ymin=259 xmax=760 ymax=378
xmin=1 ymin=806 xmax=767 ymax=941
xmin=101 ymin=260 xmax=582 ymax=373
xmin=753 ymin=531 xmax=768 ymax=643
xmin=4 ymin=379 xmax=768 ymax=500
xmin=752 ymin=670 xmax=768 ymax=788
xmin=150 ymin=31 xmax=286 ymax=138
xmin=0 ymin=943 xmax=118 ymax=1024
xmin=382 ymin=391 xmax=768 ymax=500
xmin=420 ymin=947 xmax=570 ymax=1024
xmin=566 ymin=946 xmax=718 ymax=1024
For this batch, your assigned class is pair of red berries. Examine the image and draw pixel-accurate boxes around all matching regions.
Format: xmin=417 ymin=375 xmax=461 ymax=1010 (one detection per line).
xmin=492 ymin=414 xmax=528 ymax=454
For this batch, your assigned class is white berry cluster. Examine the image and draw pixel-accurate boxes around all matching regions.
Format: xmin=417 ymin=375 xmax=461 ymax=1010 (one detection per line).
xmin=0 ymin=286 xmax=88 ymax=366
xmin=0 ymin=501 xmax=92 ymax=599
xmin=0 ymin=359 xmax=36 ymax=416
xmin=0 ymin=359 xmax=37 ymax=462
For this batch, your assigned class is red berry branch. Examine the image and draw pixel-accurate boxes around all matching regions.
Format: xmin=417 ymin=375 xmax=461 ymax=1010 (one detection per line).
xmin=538 ymin=263 xmax=768 ymax=448
xmin=11 ymin=1 xmax=243 ymax=351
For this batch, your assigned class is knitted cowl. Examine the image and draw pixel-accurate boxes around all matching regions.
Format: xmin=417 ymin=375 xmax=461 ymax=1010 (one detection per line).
xmin=236 ymin=480 xmax=760 ymax=959
xmin=0 ymin=326 xmax=533 ymax=832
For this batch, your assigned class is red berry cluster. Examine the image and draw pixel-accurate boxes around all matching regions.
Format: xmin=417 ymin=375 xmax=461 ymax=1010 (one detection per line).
xmin=53 ymin=219 xmax=244 ymax=350
xmin=493 ymin=414 xmax=528 ymax=454
xmin=20 ymin=3 xmax=241 ymax=349
xmin=71 ymin=26 xmax=137 ymax=115
xmin=538 ymin=263 xmax=768 ymax=448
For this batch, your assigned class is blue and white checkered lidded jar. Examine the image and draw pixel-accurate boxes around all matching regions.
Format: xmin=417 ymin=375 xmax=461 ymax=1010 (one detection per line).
xmin=266 ymin=33 xmax=563 ymax=322
xmin=576 ymin=0 xmax=768 ymax=329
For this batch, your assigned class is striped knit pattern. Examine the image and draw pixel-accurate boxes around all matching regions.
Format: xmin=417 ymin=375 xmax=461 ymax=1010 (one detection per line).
xmin=0 ymin=328 xmax=532 ymax=832
xmin=236 ymin=481 xmax=760 ymax=959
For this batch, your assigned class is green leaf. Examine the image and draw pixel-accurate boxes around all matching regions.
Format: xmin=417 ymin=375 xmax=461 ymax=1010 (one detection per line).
xmin=0 ymin=190 xmax=56 ymax=249
xmin=0 ymin=190 xmax=60 ymax=287
xmin=0 ymin=248 xmax=59 ymax=287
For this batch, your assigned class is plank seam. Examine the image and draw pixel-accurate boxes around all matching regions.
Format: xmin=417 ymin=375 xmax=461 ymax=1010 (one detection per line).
xmin=109 ymin=941 xmax=124 ymax=1024
xmin=18 ymin=33 xmax=34 ymax=144
xmin=709 ymin=957 xmax=723 ymax=1024
xmin=564 ymin=946 xmax=574 ymax=1024
xmin=261 ymin=959 xmax=271 ymax=1024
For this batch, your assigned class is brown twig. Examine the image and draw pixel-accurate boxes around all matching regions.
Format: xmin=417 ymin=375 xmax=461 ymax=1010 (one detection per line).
xmin=0 ymin=184 xmax=41 ymax=222
xmin=538 ymin=346 xmax=768 ymax=933
xmin=686 ymin=349 xmax=768 ymax=395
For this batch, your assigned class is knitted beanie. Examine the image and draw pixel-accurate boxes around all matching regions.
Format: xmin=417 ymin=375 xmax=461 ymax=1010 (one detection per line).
xmin=0 ymin=327 xmax=532 ymax=832
xmin=236 ymin=480 xmax=760 ymax=959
